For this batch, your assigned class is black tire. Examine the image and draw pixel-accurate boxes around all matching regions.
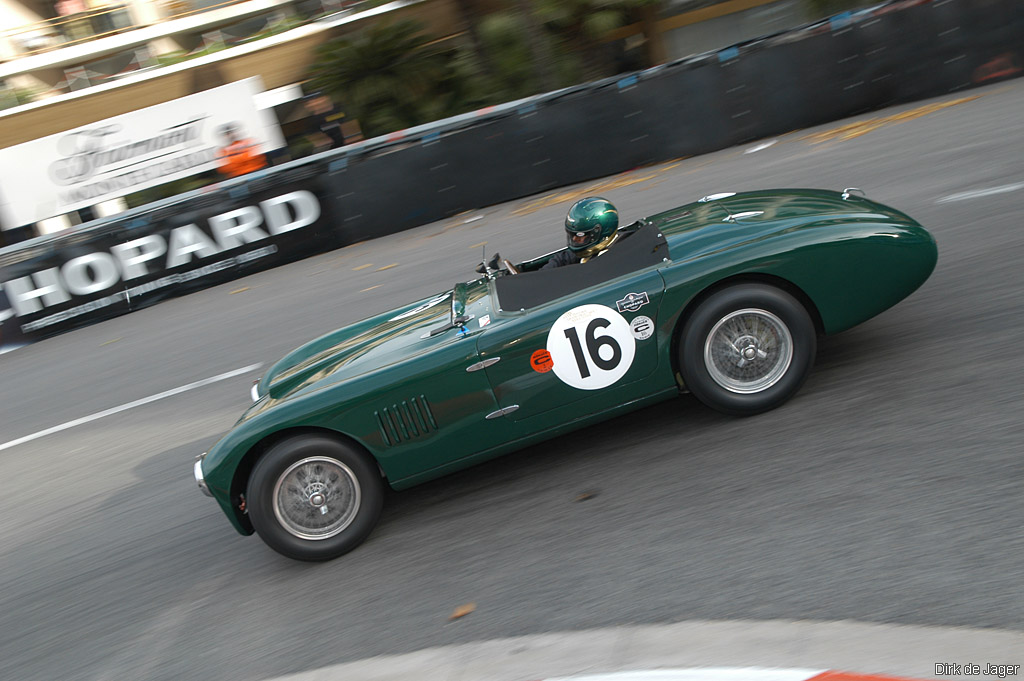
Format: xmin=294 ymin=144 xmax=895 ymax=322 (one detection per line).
xmin=247 ymin=434 xmax=384 ymax=561
xmin=679 ymin=283 xmax=817 ymax=416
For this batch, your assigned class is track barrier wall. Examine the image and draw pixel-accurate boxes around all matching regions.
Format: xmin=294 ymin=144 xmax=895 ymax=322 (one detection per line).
xmin=1 ymin=0 xmax=1021 ymax=351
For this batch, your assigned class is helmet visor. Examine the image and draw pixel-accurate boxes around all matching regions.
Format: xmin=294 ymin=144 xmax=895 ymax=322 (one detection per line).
xmin=567 ymin=225 xmax=601 ymax=251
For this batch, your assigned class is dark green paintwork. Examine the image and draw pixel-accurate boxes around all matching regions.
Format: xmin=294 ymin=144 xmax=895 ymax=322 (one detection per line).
xmin=199 ymin=189 xmax=937 ymax=536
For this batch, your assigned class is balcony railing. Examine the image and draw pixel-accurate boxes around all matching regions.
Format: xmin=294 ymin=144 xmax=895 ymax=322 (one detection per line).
xmin=1 ymin=0 xmax=356 ymax=63
xmin=2 ymin=5 xmax=136 ymax=61
xmin=0 ymin=0 xmax=368 ymax=110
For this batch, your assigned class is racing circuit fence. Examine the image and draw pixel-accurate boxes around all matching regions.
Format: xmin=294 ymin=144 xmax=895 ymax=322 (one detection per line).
xmin=1 ymin=0 xmax=1021 ymax=352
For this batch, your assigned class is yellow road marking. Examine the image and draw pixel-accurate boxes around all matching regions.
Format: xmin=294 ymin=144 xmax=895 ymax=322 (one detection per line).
xmin=330 ymin=242 xmax=364 ymax=260
xmin=512 ymin=173 xmax=658 ymax=216
xmin=100 ymin=338 xmax=121 ymax=346
xmin=637 ymin=180 xmax=665 ymax=191
xmin=511 ymin=157 xmax=690 ymax=217
xmin=360 ymin=285 xmax=382 ymax=292
xmin=376 ymin=263 xmax=398 ymax=271
xmin=803 ymin=95 xmax=981 ymax=144
xmin=353 ymin=263 xmax=373 ymax=271
xmin=468 ymin=241 xmax=488 ymax=249
xmin=229 ymin=287 xmax=249 ymax=294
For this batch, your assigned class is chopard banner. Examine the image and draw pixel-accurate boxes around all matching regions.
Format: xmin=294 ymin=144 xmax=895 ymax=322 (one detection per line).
xmin=0 ymin=185 xmax=336 ymax=342
xmin=0 ymin=284 xmax=26 ymax=354
xmin=0 ymin=78 xmax=284 ymax=231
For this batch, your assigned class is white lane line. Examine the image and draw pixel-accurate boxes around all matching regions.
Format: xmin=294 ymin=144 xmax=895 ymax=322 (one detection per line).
xmin=0 ymin=363 xmax=262 ymax=453
xmin=744 ymin=139 xmax=778 ymax=154
xmin=937 ymin=182 xmax=1024 ymax=203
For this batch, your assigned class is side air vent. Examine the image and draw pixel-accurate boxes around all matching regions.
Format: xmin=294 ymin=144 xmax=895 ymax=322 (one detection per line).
xmin=374 ymin=395 xmax=438 ymax=446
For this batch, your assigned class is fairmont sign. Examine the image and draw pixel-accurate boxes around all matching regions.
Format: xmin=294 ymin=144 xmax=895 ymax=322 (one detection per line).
xmin=0 ymin=78 xmax=284 ymax=230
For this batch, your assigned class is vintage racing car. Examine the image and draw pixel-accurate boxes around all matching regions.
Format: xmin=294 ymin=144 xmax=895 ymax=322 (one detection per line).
xmin=194 ymin=188 xmax=937 ymax=561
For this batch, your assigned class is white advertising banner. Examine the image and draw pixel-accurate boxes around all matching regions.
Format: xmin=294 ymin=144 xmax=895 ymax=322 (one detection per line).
xmin=0 ymin=78 xmax=285 ymax=231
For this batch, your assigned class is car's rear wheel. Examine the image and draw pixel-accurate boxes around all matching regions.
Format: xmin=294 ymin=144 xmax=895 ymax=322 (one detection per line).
xmin=247 ymin=434 xmax=383 ymax=561
xmin=679 ymin=283 xmax=816 ymax=416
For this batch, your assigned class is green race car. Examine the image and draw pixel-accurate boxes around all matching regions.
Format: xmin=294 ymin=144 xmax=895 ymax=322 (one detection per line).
xmin=194 ymin=188 xmax=937 ymax=561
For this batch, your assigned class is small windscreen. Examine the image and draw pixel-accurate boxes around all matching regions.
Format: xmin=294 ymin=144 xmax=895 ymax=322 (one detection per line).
xmin=493 ymin=223 xmax=669 ymax=311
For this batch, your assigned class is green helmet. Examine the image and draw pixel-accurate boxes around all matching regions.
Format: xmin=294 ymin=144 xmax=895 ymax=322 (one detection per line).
xmin=564 ymin=197 xmax=619 ymax=252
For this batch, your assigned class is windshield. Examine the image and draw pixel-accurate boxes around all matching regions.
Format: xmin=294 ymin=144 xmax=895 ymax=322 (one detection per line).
xmin=453 ymin=278 xmax=492 ymax=323
xmin=492 ymin=223 xmax=669 ymax=311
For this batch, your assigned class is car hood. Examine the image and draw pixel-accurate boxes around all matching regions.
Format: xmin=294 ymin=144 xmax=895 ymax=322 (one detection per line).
xmin=648 ymin=188 xmax=920 ymax=248
xmin=253 ymin=277 xmax=495 ymax=401
xmin=256 ymin=289 xmax=456 ymax=401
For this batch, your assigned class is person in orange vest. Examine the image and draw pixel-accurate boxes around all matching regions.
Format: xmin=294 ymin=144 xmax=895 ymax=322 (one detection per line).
xmin=216 ymin=123 xmax=268 ymax=179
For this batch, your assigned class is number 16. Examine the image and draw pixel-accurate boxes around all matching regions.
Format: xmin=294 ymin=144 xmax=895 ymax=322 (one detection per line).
xmin=564 ymin=319 xmax=623 ymax=379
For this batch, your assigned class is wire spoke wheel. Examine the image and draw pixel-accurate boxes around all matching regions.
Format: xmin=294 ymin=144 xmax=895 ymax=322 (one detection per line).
xmin=679 ymin=284 xmax=816 ymax=416
xmin=273 ymin=456 xmax=361 ymax=540
xmin=704 ymin=308 xmax=793 ymax=393
xmin=248 ymin=435 xmax=384 ymax=561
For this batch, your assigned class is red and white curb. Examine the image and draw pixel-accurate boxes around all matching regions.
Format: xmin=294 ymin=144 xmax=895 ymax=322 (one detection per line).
xmin=540 ymin=670 xmax=927 ymax=681
xmin=272 ymin=619 xmax=1022 ymax=681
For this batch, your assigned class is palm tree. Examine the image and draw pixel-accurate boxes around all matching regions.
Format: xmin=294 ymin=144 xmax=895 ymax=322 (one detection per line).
xmin=533 ymin=0 xmax=661 ymax=80
xmin=308 ymin=20 xmax=470 ymax=137
xmin=451 ymin=0 xmax=499 ymax=82
xmin=512 ymin=0 xmax=558 ymax=92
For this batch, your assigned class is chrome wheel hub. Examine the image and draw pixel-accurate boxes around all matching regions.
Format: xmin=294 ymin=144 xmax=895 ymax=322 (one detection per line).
xmin=273 ymin=456 xmax=361 ymax=541
xmin=704 ymin=308 xmax=793 ymax=394
xmin=308 ymin=487 xmax=327 ymax=508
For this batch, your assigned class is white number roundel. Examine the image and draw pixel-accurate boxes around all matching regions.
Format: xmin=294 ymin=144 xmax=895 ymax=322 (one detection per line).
xmin=546 ymin=304 xmax=636 ymax=390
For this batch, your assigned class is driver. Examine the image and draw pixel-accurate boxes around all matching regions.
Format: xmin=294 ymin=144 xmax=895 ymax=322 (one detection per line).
xmin=542 ymin=197 xmax=620 ymax=269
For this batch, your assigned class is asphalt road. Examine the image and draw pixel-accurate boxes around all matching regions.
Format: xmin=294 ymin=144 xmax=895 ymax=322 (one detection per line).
xmin=1 ymin=80 xmax=1022 ymax=681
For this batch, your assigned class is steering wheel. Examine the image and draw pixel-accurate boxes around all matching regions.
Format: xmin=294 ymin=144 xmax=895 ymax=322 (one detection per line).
xmin=502 ymin=258 xmax=519 ymax=275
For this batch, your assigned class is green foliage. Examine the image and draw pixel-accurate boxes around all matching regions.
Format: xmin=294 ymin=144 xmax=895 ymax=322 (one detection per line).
xmin=242 ymin=18 xmax=304 ymax=44
xmin=476 ymin=3 xmax=637 ymax=101
xmin=478 ymin=12 xmax=541 ymax=99
xmin=532 ymin=0 xmax=657 ymax=80
xmin=534 ymin=0 xmax=657 ymax=38
xmin=154 ymin=41 xmax=230 ymax=67
xmin=581 ymin=10 xmax=625 ymax=40
xmin=0 ymin=86 xmax=40 ymax=111
xmin=302 ymin=3 xmax=658 ymax=135
xmin=308 ymin=20 xmax=486 ymax=137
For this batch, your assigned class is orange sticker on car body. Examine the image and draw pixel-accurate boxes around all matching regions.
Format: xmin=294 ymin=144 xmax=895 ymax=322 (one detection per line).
xmin=530 ymin=349 xmax=554 ymax=373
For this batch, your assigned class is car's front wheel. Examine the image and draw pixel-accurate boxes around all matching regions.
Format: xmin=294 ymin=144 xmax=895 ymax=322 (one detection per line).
xmin=247 ymin=434 xmax=384 ymax=561
xmin=679 ymin=283 xmax=817 ymax=416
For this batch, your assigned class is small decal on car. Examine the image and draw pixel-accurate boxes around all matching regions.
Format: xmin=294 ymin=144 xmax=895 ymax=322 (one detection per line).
xmin=479 ymin=315 xmax=491 ymax=328
xmin=546 ymin=304 xmax=636 ymax=390
xmin=530 ymin=349 xmax=554 ymax=373
xmin=615 ymin=291 xmax=649 ymax=313
xmin=630 ymin=315 xmax=654 ymax=340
